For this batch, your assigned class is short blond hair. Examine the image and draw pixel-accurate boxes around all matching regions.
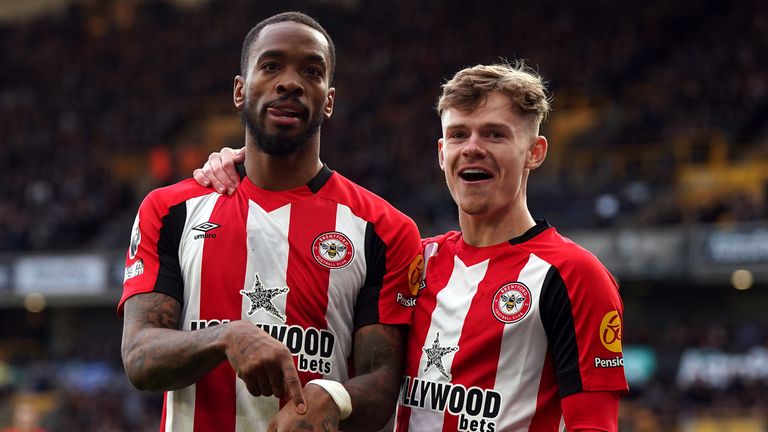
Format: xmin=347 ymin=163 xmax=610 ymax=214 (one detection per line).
xmin=436 ymin=61 xmax=551 ymax=127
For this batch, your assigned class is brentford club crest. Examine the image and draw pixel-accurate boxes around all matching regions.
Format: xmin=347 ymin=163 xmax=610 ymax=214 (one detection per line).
xmin=312 ymin=231 xmax=354 ymax=269
xmin=492 ymin=282 xmax=532 ymax=324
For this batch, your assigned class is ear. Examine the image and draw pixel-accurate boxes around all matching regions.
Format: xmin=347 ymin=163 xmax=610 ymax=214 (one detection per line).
xmin=526 ymin=136 xmax=548 ymax=170
xmin=437 ymin=138 xmax=445 ymax=171
xmin=233 ymin=75 xmax=245 ymax=109
xmin=324 ymin=87 xmax=336 ymax=119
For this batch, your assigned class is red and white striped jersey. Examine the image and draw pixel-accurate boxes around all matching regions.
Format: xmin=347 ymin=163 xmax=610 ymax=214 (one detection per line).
xmin=119 ymin=165 xmax=422 ymax=432
xmin=395 ymin=221 xmax=627 ymax=432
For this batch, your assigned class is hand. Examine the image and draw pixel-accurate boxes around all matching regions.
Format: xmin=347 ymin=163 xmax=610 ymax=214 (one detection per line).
xmin=223 ymin=320 xmax=306 ymax=413
xmin=268 ymin=383 xmax=340 ymax=432
xmin=192 ymin=146 xmax=245 ymax=195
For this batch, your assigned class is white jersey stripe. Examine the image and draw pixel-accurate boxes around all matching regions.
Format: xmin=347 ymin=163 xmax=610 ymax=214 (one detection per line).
xmin=324 ymin=204 xmax=367 ymax=380
xmin=165 ymin=193 xmax=219 ymax=431
xmin=494 ymin=253 xmax=551 ymax=432
xmin=242 ymin=201 xmax=292 ymax=325
xmin=408 ymin=256 xmax=489 ymax=431
xmin=179 ymin=193 xmax=220 ymax=323
xmin=234 ymin=200 xmax=293 ymax=432
xmin=234 ymin=385 xmax=277 ymax=432
xmin=164 ymin=391 xmax=173 ymax=432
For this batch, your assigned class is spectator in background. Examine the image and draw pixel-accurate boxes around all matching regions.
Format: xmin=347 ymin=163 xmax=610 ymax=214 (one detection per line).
xmin=2 ymin=397 xmax=47 ymax=432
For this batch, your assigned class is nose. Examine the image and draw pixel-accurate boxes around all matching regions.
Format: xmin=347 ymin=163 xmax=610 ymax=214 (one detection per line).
xmin=460 ymin=134 xmax=487 ymax=158
xmin=276 ymin=69 xmax=304 ymax=97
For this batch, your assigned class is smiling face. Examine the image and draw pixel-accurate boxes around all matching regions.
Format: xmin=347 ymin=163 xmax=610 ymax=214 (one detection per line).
xmin=438 ymin=91 xmax=547 ymax=220
xmin=234 ymin=21 xmax=335 ymax=156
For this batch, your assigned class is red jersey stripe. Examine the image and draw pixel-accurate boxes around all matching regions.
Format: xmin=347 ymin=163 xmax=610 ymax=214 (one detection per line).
xmin=527 ymin=349 xmax=562 ymax=431
xmin=285 ymin=198 xmax=337 ymax=386
xmin=440 ymin=251 xmax=521 ymax=432
xmin=193 ymin=195 xmax=248 ymax=431
xmin=396 ymin=238 xmax=454 ymax=431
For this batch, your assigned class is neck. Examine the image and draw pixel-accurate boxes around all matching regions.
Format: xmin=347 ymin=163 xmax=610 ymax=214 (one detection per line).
xmin=459 ymin=201 xmax=536 ymax=247
xmin=244 ymin=134 xmax=323 ymax=190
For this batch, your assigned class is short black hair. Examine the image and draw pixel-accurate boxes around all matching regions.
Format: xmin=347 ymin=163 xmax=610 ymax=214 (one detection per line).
xmin=240 ymin=11 xmax=336 ymax=82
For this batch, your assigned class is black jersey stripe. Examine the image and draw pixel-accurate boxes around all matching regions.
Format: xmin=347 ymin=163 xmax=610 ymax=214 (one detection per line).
xmin=153 ymin=201 xmax=186 ymax=305
xmin=539 ymin=265 xmax=582 ymax=397
xmin=354 ymin=221 xmax=386 ymax=329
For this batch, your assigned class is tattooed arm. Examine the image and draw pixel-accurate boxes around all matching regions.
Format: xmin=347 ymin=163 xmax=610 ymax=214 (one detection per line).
xmin=121 ymin=292 xmax=223 ymax=390
xmin=341 ymin=324 xmax=405 ymax=430
xmin=269 ymin=324 xmax=405 ymax=431
xmin=121 ymin=291 xmax=306 ymax=410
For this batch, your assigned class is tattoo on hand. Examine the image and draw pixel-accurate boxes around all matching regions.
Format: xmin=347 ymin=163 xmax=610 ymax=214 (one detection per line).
xmin=295 ymin=420 xmax=314 ymax=431
xmin=322 ymin=413 xmax=337 ymax=432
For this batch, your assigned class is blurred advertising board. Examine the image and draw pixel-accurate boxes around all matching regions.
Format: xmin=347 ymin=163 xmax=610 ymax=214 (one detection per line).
xmin=569 ymin=223 xmax=768 ymax=284
xmin=0 ymin=258 xmax=11 ymax=294
xmin=676 ymin=346 xmax=768 ymax=389
xmin=567 ymin=228 xmax=686 ymax=280
xmin=691 ymin=224 xmax=768 ymax=280
xmin=623 ymin=345 xmax=657 ymax=386
xmin=14 ymin=255 xmax=108 ymax=295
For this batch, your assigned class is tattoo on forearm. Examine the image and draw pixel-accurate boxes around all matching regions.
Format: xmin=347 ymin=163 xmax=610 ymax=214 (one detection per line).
xmin=123 ymin=292 xmax=226 ymax=390
xmin=341 ymin=325 xmax=404 ymax=429
xmin=354 ymin=325 xmax=402 ymax=374
xmin=140 ymin=293 xmax=180 ymax=330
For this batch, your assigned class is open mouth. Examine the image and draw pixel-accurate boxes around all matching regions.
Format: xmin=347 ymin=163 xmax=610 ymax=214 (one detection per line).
xmin=459 ymin=168 xmax=493 ymax=182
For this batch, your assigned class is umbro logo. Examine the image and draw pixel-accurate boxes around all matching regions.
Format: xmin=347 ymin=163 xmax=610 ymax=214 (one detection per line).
xmin=192 ymin=222 xmax=220 ymax=240
xmin=193 ymin=222 xmax=220 ymax=232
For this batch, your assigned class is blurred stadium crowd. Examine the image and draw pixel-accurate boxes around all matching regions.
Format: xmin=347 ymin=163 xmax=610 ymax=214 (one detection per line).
xmin=0 ymin=0 xmax=766 ymax=430
xmin=1 ymin=0 xmax=766 ymax=252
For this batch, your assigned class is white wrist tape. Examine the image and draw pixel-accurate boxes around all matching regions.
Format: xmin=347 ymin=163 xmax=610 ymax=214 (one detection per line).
xmin=307 ymin=379 xmax=352 ymax=420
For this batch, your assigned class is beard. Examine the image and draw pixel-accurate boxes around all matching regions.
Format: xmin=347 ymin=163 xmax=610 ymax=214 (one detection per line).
xmin=242 ymin=95 xmax=324 ymax=157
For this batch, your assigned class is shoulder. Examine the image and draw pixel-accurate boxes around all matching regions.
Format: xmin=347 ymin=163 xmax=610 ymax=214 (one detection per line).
xmin=421 ymin=231 xmax=460 ymax=250
xmin=526 ymin=227 xmax=617 ymax=291
xmin=530 ymin=228 xmax=608 ymax=270
xmin=140 ymin=178 xmax=217 ymax=214
xmin=319 ymin=172 xmax=418 ymax=231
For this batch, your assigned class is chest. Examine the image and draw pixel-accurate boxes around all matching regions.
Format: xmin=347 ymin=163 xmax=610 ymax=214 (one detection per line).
xmin=414 ymin=249 xmax=554 ymax=351
xmin=176 ymin=195 xmax=370 ymax=322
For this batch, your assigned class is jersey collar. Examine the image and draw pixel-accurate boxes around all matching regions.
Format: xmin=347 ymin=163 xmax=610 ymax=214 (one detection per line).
xmin=237 ymin=164 xmax=335 ymax=213
xmin=306 ymin=164 xmax=333 ymax=193
xmin=508 ymin=219 xmax=551 ymax=245
xmin=236 ymin=163 xmax=334 ymax=194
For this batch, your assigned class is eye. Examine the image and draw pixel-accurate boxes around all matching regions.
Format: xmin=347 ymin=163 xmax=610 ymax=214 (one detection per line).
xmin=260 ymin=62 xmax=279 ymax=72
xmin=305 ymin=66 xmax=323 ymax=77
xmin=449 ymin=131 xmax=467 ymax=139
xmin=488 ymin=131 xmax=505 ymax=139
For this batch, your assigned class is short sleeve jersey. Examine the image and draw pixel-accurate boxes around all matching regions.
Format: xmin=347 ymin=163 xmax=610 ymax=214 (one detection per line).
xmin=395 ymin=220 xmax=627 ymax=432
xmin=119 ymin=165 xmax=422 ymax=432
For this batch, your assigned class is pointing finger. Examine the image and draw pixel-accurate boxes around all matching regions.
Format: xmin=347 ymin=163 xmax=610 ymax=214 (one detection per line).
xmin=282 ymin=362 xmax=305 ymax=414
